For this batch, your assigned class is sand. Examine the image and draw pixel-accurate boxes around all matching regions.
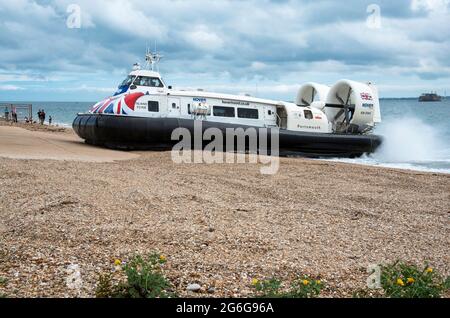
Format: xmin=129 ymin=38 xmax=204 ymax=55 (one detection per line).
xmin=0 ymin=124 xmax=139 ymax=162
xmin=0 ymin=123 xmax=449 ymax=298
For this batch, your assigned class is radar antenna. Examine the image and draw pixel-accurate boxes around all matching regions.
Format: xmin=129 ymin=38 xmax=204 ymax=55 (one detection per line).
xmin=145 ymin=47 xmax=163 ymax=72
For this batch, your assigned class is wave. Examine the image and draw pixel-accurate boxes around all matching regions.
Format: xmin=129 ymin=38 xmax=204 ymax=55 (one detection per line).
xmin=327 ymin=157 xmax=450 ymax=174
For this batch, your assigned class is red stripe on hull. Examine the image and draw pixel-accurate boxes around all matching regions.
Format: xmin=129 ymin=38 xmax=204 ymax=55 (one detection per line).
xmin=124 ymin=92 xmax=144 ymax=111
xmin=117 ymin=100 xmax=122 ymax=114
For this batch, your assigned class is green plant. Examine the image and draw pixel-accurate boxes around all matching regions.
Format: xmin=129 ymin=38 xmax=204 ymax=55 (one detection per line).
xmin=95 ymin=272 xmax=116 ymax=298
xmin=380 ymin=261 xmax=448 ymax=298
xmin=252 ymin=276 xmax=324 ymax=298
xmin=96 ymin=253 xmax=174 ymax=298
xmin=253 ymin=278 xmax=283 ymax=298
xmin=444 ymin=276 xmax=450 ymax=290
xmin=289 ymin=276 xmax=323 ymax=298
xmin=120 ymin=253 xmax=172 ymax=298
xmin=0 ymin=277 xmax=7 ymax=286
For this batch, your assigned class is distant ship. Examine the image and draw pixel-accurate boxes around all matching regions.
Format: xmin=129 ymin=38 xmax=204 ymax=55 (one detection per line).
xmin=419 ymin=92 xmax=442 ymax=102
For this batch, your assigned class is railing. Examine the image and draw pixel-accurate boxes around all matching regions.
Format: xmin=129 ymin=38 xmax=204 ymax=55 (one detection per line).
xmin=0 ymin=103 xmax=33 ymax=122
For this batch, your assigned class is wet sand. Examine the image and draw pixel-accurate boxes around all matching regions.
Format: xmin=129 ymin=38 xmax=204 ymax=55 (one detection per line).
xmin=0 ymin=124 xmax=139 ymax=162
xmin=0 ymin=123 xmax=449 ymax=297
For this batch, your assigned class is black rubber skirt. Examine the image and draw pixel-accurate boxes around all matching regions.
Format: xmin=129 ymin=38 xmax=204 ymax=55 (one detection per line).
xmin=72 ymin=114 xmax=382 ymax=158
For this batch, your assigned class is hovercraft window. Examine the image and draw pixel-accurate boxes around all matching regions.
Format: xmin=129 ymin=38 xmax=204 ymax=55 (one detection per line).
xmin=238 ymin=108 xmax=259 ymax=119
xmin=213 ymin=106 xmax=235 ymax=118
xmin=304 ymin=110 xmax=313 ymax=120
xmin=120 ymin=75 xmax=136 ymax=87
xmin=148 ymin=101 xmax=159 ymax=112
xmin=134 ymin=76 xmax=164 ymax=88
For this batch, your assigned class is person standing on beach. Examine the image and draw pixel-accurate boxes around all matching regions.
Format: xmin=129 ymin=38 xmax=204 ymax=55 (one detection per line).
xmin=37 ymin=109 xmax=45 ymax=125
xmin=49 ymin=116 xmax=52 ymax=125
xmin=5 ymin=107 xmax=9 ymax=121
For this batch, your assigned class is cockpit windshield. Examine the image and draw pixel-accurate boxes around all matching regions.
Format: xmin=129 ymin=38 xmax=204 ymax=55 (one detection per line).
xmin=119 ymin=75 xmax=165 ymax=89
xmin=133 ymin=76 xmax=164 ymax=88
xmin=120 ymin=75 xmax=136 ymax=87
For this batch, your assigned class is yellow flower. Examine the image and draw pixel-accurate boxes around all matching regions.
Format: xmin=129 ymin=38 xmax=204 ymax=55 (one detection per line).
xmin=302 ymin=279 xmax=310 ymax=286
xmin=396 ymin=278 xmax=405 ymax=286
xmin=251 ymin=278 xmax=259 ymax=286
xmin=114 ymin=259 xmax=121 ymax=266
xmin=407 ymin=277 xmax=415 ymax=284
xmin=315 ymin=280 xmax=321 ymax=285
xmin=426 ymin=267 xmax=433 ymax=273
xmin=159 ymin=255 xmax=167 ymax=262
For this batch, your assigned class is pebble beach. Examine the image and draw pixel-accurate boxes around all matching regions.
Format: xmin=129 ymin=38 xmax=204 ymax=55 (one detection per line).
xmin=0 ymin=122 xmax=449 ymax=297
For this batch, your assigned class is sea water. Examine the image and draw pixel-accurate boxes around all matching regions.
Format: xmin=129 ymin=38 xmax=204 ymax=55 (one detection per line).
xmin=3 ymin=99 xmax=450 ymax=173
xmin=7 ymin=101 xmax=92 ymax=127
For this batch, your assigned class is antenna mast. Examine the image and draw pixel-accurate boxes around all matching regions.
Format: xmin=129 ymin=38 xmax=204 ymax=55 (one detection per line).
xmin=145 ymin=46 xmax=163 ymax=72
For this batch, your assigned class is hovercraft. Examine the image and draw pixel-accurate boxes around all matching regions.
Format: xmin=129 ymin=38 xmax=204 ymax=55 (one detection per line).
xmin=73 ymin=51 xmax=382 ymax=158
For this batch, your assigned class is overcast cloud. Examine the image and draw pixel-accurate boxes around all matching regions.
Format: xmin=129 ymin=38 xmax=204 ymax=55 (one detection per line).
xmin=0 ymin=0 xmax=449 ymax=101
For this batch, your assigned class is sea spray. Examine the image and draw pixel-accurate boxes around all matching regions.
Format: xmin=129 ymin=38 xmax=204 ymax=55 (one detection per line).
xmin=372 ymin=116 xmax=444 ymax=163
xmin=326 ymin=115 xmax=450 ymax=174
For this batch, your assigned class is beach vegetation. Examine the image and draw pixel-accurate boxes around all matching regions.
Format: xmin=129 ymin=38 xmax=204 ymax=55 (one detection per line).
xmin=252 ymin=278 xmax=282 ymax=298
xmin=96 ymin=253 xmax=175 ymax=298
xmin=0 ymin=276 xmax=8 ymax=298
xmin=380 ymin=261 xmax=449 ymax=298
xmin=252 ymin=276 xmax=323 ymax=298
xmin=95 ymin=272 xmax=115 ymax=298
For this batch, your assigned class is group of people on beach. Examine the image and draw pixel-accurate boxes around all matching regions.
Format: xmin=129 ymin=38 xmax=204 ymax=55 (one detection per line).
xmin=3 ymin=106 xmax=52 ymax=125
xmin=3 ymin=108 xmax=18 ymax=123
xmin=11 ymin=111 xmax=18 ymax=122
xmin=37 ymin=109 xmax=46 ymax=125
xmin=37 ymin=109 xmax=52 ymax=125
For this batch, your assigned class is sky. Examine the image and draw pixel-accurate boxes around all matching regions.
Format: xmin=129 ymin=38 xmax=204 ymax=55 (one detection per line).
xmin=0 ymin=0 xmax=449 ymax=101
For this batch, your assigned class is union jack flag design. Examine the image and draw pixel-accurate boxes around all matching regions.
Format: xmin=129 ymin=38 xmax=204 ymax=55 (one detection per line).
xmin=360 ymin=92 xmax=373 ymax=101
xmin=90 ymin=92 xmax=144 ymax=115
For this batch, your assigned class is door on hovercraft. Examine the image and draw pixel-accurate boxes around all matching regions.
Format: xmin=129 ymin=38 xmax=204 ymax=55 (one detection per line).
xmin=168 ymin=97 xmax=181 ymax=117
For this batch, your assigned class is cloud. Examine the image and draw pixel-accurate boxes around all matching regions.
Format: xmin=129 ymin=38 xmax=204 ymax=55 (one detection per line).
xmin=250 ymin=62 xmax=268 ymax=71
xmin=0 ymin=84 xmax=24 ymax=91
xmin=77 ymin=0 xmax=167 ymax=39
xmin=411 ymin=0 xmax=450 ymax=12
xmin=52 ymin=85 xmax=115 ymax=93
xmin=0 ymin=0 xmax=450 ymax=100
xmin=183 ymin=25 xmax=224 ymax=51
